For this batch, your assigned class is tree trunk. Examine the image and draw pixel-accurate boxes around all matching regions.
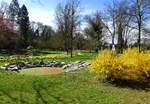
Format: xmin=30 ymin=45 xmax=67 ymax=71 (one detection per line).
xmin=70 ymin=30 xmax=73 ymax=58
xmin=138 ymin=21 xmax=141 ymax=53
xmin=137 ymin=0 xmax=142 ymax=53
xmin=117 ymin=23 xmax=124 ymax=53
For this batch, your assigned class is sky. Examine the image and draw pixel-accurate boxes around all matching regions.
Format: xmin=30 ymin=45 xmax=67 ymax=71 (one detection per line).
xmin=0 ymin=0 xmax=111 ymax=28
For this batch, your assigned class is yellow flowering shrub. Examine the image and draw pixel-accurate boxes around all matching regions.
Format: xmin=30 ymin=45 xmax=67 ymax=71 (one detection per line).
xmin=90 ymin=48 xmax=150 ymax=81
xmin=35 ymin=54 xmax=66 ymax=59
xmin=90 ymin=49 xmax=116 ymax=80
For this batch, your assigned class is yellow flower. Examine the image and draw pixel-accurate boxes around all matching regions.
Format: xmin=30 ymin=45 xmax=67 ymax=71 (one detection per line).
xmin=90 ymin=48 xmax=150 ymax=81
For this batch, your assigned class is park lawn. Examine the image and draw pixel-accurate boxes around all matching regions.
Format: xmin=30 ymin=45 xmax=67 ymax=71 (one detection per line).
xmin=0 ymin=70 xmax=150 ymax=104
xmin=0 ymin=49 xmax=64 ymax=56
xmin=0 ymin=50 xmax=96 ymax=63
xmin=20 ymin=67 xmax=63 ymax=76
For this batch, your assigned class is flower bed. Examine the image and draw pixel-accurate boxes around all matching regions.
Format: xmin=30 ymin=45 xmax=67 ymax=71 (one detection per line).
xmin=45 ymin=68 xmax=61 ymax=73
xmin=0 ymin=54 xmax=66 ymax=63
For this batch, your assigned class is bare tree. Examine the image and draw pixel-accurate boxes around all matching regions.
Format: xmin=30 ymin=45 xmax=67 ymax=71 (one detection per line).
xmin=104 ymin=0 xmax=118 ymax=51
xmin=55 ymin=0 xmax=81 ymax=57
xmin=104 ymin=0 xmax=135 ymax=52
xmin=131 ymin=0 xmax=150 ymax=52
xmin=115 ymin=0 xmax=133 ymax=53
xmin=55 ymin=3 xmax=70 ymax=54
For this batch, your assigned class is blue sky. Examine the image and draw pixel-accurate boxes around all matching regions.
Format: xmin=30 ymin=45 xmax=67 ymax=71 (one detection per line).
xmin=0 ymin=0 xmax=111 ymax=27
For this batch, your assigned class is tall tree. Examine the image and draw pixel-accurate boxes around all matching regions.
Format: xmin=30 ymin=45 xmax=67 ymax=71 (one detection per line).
xmin=86 ymin=11 xmax=104 ymax=52
xmin=69 ymin=0 xmax=81 ymax=57
xmin=0 ymin=1 xmax=9 ymax=18
xmin=131 ymin=0 xmax=150 ymax=52
xmin=18 ymin=4 xmax=30 ymax=48
xmin=8 ymin=0 xmax=20 ymax=29
xmin=104 ymin=0 xmax=134 ymax=52
xmin=41 ymin=25 xmax=54 ymax=40
xmin=115 ymin=0 xmax=132 ymax=53
xmin=104 ymin=0 xmax=117 ymax=51
xmin=56 ymin=3 xmax=70 ymax=55
xmin=55 ymin=0 xmax=81 ymax=57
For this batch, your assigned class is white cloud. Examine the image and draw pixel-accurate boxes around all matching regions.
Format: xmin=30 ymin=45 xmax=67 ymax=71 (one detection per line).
xmin=82 ymin=5 xmax=95 ymax=16
xmin=0 ymin=0 xmax=97 ymax=28
xmin=0 ymin=0 xmax=56 ymax=27
xmin=29 ymin=8 xmax=55 ymax=26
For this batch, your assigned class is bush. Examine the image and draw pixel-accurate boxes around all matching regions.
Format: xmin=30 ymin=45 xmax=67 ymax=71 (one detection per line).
xmin=90 ymin=48 xmax=150 ymax=82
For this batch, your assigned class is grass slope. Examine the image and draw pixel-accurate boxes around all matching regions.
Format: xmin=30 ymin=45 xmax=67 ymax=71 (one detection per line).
xmin=0 ymin=70 xmax=150 ymax=104
xmin=20 ymin=67 xmax=63 ymax=76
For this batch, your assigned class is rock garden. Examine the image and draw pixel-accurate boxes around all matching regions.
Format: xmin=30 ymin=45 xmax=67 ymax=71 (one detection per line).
xmin=1 ymin=61 xmax=90 ymax=72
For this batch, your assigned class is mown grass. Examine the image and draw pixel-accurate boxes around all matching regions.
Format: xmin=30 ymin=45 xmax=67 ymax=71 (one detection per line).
xmin=20 ymin=67 xmax=63 ymax=76
xmin=0 ymin=50 xmax=96 ymax=63
xmin=0 ymin=49 xmax=64 ymax=56
xmin=0 ymin=70 xmax=150 ymax=104
xmin=0 ymin=50 xmax=150 ymax=104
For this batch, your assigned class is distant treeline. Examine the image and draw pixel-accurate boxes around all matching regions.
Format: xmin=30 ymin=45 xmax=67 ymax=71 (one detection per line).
xmin=0 ymin=0 xmax=150 ymax=54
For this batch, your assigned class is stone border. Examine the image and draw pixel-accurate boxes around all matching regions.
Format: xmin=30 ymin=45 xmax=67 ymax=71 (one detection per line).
xmin=1 ymin=61 xmax=90 ymax=72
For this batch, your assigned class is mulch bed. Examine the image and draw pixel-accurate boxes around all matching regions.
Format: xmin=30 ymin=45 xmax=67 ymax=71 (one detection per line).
xmin=45 ymin=68 xmax=61 ymax=73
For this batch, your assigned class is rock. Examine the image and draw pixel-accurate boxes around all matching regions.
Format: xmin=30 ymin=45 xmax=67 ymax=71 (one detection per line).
xmin=0 ymin=66 xmax=6 ymax=70
xmin=26 ymin=62 xmax=34 ymax=68
xmin=62 ymin=64 xmax=68 ymax=69
xmin=16 ymin=62 xmax=26 ymax=68
xmin=27 ymin=45 xmax=33 ymax=50
xmin=63 ymin=61 xmax=90 ymax=72
xmin=7 ymin=65 xmax=20 ymax=71
xmin=1 ymin=61 xmax=90 ymax=72
xmin=33 ymin=62 xmax=41 ymax=67
xmin=53 ymin=62 xmax=64 ymax=67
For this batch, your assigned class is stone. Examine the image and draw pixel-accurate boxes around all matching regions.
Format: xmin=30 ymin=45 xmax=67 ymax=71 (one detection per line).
xmin=16 ymin=62 xmax=26 ymax=68
xmin=33 ymin=62 xmax=41 ymax=67
xmin=63 ymin=61 xmax=90 ymax=72
xmin=1 ymin=61 xmax=90 ymax=72
xmin=0 ymin=66 xmax=6 ymax=70
xmin=7 ymin=65 xmax=20 ymax=71
xmin=26 ymin=62 xmax=34 ymax=68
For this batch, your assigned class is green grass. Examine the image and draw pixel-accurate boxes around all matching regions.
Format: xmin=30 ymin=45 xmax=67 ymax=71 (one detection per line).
xmin=0 ymin=50 xmax=96 ymax=63
xmin=0 ymin=49 xmax=64 ymax=56
xmin=0 ymin=50 xmax=149 ymax=104
xmin=51 ymin=52 xmax=96 ymax=62
xmin=0 ymin=70 xmax=150 ymax=104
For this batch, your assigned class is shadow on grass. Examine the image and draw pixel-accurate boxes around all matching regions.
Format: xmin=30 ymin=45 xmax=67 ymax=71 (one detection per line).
xmin=33 ymin=81 xmax=48 ymax=104
xmin=108 ymin=79 xmax=150 ymax=91
xmin=0 ymin=90 xmax=18 ymax=101
xmin=32 ymin=80 xmax=66 ymax=104
xmin=0 ymin=90 xmax=28 ymax=103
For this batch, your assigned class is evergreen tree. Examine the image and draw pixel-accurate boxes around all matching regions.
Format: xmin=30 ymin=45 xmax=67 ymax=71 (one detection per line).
xmin=8 ymin=0 xmax=20 ymax=21
xmin=18 ymin=4 xmax=30 ymax=48
xmin=86 ymin=12 xmax=104 ymax=52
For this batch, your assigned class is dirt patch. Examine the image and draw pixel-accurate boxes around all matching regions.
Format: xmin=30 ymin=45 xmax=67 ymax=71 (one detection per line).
xmin=45 ymin=68 xmax=61 ymax=73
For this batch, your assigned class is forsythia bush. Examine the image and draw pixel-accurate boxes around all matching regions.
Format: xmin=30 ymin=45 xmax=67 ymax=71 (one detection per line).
xmin=90 ymin=50 xmax=116 ymax=80
xmin=90 ymin=48 xmax=150 ymax=81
